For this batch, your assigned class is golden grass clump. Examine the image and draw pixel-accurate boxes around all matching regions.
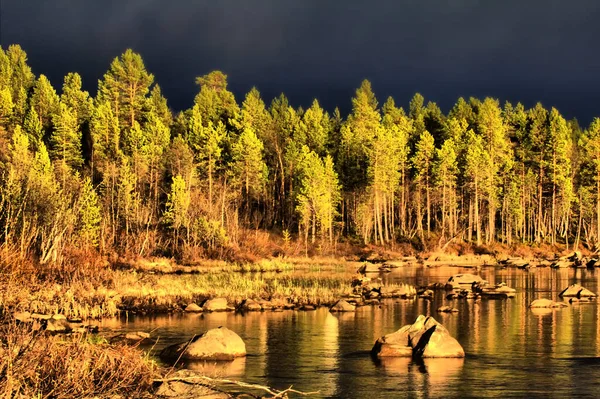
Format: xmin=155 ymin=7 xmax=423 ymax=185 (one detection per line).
xmin=0 ymin=316 xmax=157 ymax=398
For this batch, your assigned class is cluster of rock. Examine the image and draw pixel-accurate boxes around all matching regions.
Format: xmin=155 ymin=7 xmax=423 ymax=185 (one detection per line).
xmin=499 ymin=251 xmax=599 ymax=269
xmin=184 ymin=297 xmax=301 ymax=314
xmin=424 ymin=253 xmax=495 ymax=267
xmin=529 ymin=284 xmax=597 ymax=310
xmin=371 ymin=315 xmax=465 ymax=358
xmin=351 ymin=275 xmax=416 ymax=300
xmin=13 ymin=312 xmax=98 ymax=334
xmin=441 ymin=273 xmax=516 ymax=300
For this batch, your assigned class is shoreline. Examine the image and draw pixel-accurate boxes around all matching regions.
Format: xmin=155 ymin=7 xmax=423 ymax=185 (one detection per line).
xmin=1 ymin=249 xmax=589 ymax=323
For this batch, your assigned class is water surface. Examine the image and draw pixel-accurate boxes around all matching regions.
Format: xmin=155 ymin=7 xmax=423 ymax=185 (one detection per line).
xmin=101 ymin=266 xmax=600 ymax=398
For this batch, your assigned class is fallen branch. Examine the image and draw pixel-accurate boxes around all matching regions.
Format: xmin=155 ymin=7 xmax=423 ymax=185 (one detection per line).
xmin=154 ymin=375 xmax=320 ymax=398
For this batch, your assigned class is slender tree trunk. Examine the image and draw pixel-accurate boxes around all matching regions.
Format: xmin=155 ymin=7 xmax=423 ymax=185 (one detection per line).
xmin=208 ymin=155 xmax=213 ymax=217
xmin=552 ymin=150 xmax=556 ymax=245
xmin=475 ymin=177 xmax=481 ymax=246
xmin=537 ymin=162 xmax=544 ymax=242
xmin=426 ymin=174 xmax=431 ymax=234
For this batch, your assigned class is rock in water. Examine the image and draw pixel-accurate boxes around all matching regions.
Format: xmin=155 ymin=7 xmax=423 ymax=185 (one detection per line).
xmin=202 ymin=298 xmax=229 ymax=312
xmin=241 ymin=298 xmax=262 ymax=311
xmin=161 ymin=326 xmax=246 ymax=361
xmin=184 ymin=303 xmax=202 ymax=312
xmin=357 ymin=262 xmax=383 ymax=274
xmin=46 ymin=318 xmax=72 ymax=333
xmin=559 ymin=284 xmax=597 ymax=298
xmin=529 ymin=299 xmax=568 ymax=308
xmin=437 ymin=306 xmax=459 ymax=313
xmin=330 ymin=300 xmax=356 ymax=312
xmin=372 ymin=315 xmax=464 ymax=358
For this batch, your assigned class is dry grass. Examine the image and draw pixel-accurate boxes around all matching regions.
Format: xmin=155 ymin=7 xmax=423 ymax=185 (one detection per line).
xmin=0 ymin=315 xmax=157 ymax=398
xmin=0 ymin=246 xmax=355 ymax=319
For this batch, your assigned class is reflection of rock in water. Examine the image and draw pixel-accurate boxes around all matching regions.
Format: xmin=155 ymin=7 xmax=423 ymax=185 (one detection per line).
xmin=530 ymin=308 xmax=554 ymax=317
xmin=419 ymin=357 xmax=464 ymax=385
xmin=376 ymin=357 xmax=464 ymax=396
xmin=183 ymin=356 xmax=246 ymax=377
xmin=377 ymin=356 xmax=411 ymax=376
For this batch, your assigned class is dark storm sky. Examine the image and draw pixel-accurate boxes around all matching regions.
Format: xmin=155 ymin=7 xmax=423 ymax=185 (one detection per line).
xmin=4 ymin=1 xmax=600 ymax=124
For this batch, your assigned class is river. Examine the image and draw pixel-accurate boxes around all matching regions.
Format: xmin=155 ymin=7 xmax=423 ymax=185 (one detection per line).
xmin=100 ymin=266 xmax=600 ymax=398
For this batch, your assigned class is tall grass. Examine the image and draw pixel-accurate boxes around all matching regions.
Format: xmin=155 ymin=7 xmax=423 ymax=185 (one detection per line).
xmin=1 ymin=250 xmax=355 ymax=319
xmin=0 ymin=315 xmax=157 ymax=398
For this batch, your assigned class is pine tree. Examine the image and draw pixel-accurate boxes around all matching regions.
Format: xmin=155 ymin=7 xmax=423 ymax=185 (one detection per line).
xmin=77 ymin=177 xmax=102 ymax=248
xmin=0 ymin=86 xmax=13 ymax=126
xmin=164 ymin=175 xmax=190 ymax=233
xmin=412 ymin=130 xmax=435 ymax=237
xmin=464 ymin=130 xmax=490 ymax=245
xmin=233 ymin=126 xmax=268 ymax=205
xmin=98 ymin=49 xmax=154 ymax=129
xmin=50 ymin=102 xmax=83 ymax=173
xmin=580 ymin=118 xmax=600 ymax=244
xmin=297 ymin=99 xmax=329 ymax=155
xmin=60 ymin=72 xmax=93 ymax=125
xmin=30 ymin=74 xmax=60 ymax=132
xmin=23 ymin=106 xmax=43 ymax=147
xmin=434 ymin=138 xmax=459 ymax=239
xmin=194 ymin=71 xmax=238 ymax=128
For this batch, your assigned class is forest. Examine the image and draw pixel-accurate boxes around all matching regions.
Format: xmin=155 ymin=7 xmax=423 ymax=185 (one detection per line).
xmin=0 ymin=44 xmax=598 ymax=265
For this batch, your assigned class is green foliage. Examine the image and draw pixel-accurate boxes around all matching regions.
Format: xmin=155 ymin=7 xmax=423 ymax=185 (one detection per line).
xmin=30 ymin=74 xmax=60 ymax=131
xmin=232 ymin=126 xmax=268 ymax=201
xmin=163 ymin=175 xmax=190 ymax=231
xmin=60 ymin=72 xmax=93 ymax=124
xmin=77 ymin=177 xmax=102 ymax=247
xmin=296 ymin=147 xmax=341 ymax=243
xmin=194 ymin=71 xmax=238 ymax=127
xmin=50 ymin=102 xmax=83 ymax=171
xmin=3 ymin=45 xmax=600 ymax=259
xmin=98 ymin=49 xmax=154 ymax=129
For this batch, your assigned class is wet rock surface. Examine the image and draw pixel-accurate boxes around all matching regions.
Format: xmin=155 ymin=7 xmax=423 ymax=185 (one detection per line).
xmin=372 ymin=315 xmax=465 ymax=359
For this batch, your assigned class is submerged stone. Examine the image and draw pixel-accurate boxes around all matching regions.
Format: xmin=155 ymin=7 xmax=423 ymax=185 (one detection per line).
xmin=529 ymin=299 xmax=568 ymax=308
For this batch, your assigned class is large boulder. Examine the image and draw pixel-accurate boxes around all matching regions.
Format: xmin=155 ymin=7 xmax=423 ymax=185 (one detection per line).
xmin=330 ymin=300 xmax=356 ymax=312
xmin=559 ymin=284 xmax=597 ymax=298
xmin=160 ymin=327 xmax=246 ymax=361
xmin=529 ymin=299 xmax=568 ymax=308
xmin=372 ymin=315 xmax=464 ymax=359
xmin=202 ymin=298 xmax=230 ymax=312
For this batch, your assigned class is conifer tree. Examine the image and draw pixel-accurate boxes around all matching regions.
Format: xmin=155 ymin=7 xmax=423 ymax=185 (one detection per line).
xmin=194 ymin=71 xmax=239 ymax=128
xmin=50 ymin=102 xmax=83 ymax=173
xmin=434 ymin=138 xmax=459 ymax=239
xmin=60 ymin=72 xmax=93 ymax=125
xmin=30 ymin=74 xmax=60 ymax=133
xmin=23 ymin=106 xmax=43 ymax=146
xmin=232 ymin=126 xmax=268 ymax=206
xmin=464 ymin=130 xmax=490 ymax=245
xmin=98 ymin=49 xmax=154 ymax=129
xmin=77 ymin=177 xmax=102 ymax=248
xmin=412 ymin=130 xmax=435 ymax=237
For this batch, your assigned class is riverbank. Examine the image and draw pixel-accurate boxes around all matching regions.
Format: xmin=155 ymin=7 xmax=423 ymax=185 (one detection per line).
xmin=0 ymin=241 xmax=587 ymax=321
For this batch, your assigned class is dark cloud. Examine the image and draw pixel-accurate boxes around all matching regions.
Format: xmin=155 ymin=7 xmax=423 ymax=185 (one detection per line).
xmin=4 ymin=0 xmax=600 ymax=123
